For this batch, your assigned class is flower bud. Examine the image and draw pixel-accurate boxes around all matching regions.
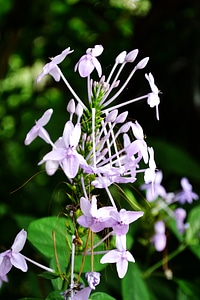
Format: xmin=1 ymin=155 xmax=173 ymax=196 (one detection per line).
xmin=125 ymin=49 xmax=139 ymax=63
xmin=136 ymin=57 xmax=149 ymax=70
xmin=75 ymin=102 xmax=84 ymax=118
xmin=67 ymin=99 xmax=75 ymax=114
xmin=115 ymin=51 xmax=127 ymax=64
xmin=115 ymin=111 xmax=128 ymax=123
xmin=106 ymin=109 xmax=118 ymax=122
xmin=120 ymin=121 xmax=131 ymax=133
xmin=85 ymin=272 xmax=101 ymax=290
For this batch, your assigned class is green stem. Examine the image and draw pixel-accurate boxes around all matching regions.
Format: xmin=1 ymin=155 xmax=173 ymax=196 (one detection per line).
xmin=143 ymin=244 xmax=187 ymax=278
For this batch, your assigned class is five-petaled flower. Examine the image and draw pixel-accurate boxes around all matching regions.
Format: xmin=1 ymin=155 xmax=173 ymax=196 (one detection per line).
xmin=100 ymin=235 xmax=135 ymax=278
xmin=0 ymin=229 xmax=28 ymax=277
xmin=110 ymin=208 xmax=144 ymax=235
xmin=77 ymin=196 xmax=115 ymax=232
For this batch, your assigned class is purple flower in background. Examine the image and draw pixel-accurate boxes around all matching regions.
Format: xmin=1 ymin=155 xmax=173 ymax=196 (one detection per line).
xmin=74 ymin=45 xmax=103 ymax=77
xmin=110 ymin=208 xmax=144 ymax=235
xmin=24 ymin=109 xmax=53 ymax=146
xmin=174 ymin=177 xmax=198 ymax=204
xmin=77 ymin=196 xmax=115 ymax=232
xmin=141 ymin=171 xmax=167 ymax=202
xmin=145 ymin=73 xmax=160 ymax=120
xmin=85 ymin=272 xmax=101 ymax=290
xmin=100 ymin=235 xmax=135 ymax=278
xmin=174 ymin=208 xmax=189 ymax=233
xmin=37 ymin=47 xmax=74 ymax=82
xmin=152 ymin=221 xmax=166 ymax=252
xmin=0 ymin=229 xmax=28 ymax=277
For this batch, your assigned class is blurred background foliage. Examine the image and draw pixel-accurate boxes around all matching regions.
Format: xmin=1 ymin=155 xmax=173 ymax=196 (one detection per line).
xmin=1 ymin=0 xmax=200 ymax=298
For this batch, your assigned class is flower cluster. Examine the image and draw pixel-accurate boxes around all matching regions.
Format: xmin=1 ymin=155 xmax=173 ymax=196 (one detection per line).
xmin=141 ymin=172 xmax=198 ymax=252
xmin=1 ymin=44 xmax=199 ymax=299
xmin=5 ymin=44 xmax=199 ymax=299
xmin=24 ymin=45 xmax=160 ymax=298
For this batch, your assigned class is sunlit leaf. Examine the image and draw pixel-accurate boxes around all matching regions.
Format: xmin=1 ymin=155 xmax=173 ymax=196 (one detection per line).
xmin=28 ymin=216 xmax=71 ymax=262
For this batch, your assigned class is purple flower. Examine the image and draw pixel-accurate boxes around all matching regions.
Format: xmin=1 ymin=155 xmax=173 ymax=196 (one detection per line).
xmin=141 ymin=171 xmax=167 ymax=202
xmin=152 ymin=221 xmax=166 ymax=252
xmin=24 ymin=109 xmax=53 ymax=146
xmin=174 ymin=178 xmax=198 ymax=204
xmin=77 ymin=196 xmax=115 ymax=232
xmin=74 ymin=45 xmax=103 ymax=77
xmin=100 ymin=235 xmax=135 ymax=278
xmin=37 ymin=47 xmax=74 ymax=83
xmin=0 ymin=229 xmax=28 ymax=277
xmin=110 ymin=209 xmax=144 ymax=235
xmin=40 ymin=121 xmax=84 ymax=178
xmin=85 ymin=271 xmax=101 ymax=290
xmin=145 ymin=73 xmax=160 ymax=120
xmin=174 ymin=208 xmax=189 ymax=233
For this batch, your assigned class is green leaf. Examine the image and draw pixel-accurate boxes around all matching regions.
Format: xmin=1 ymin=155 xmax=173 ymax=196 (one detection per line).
xmin=176 ymin=279 xmax=200 ymax=300
xmin=185 ymin=205 xmax=200 ymax=259
xmin=90 ymin=292 xmax=116 ymax=299
xmin=37 ymin=271 xmax=60 ymax=280
xmin=122 ymin=263 xmax=151 ymax=300
xmin=50 ymin=256 xmax=67 ymax=290
xmin=28 ymin=216 xmax=71 ymax=261
xmin=45 ymin=291 xmax=64 ymax=300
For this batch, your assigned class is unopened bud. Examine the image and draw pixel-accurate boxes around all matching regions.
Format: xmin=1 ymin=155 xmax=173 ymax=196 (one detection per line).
xmin=106 ymin=109 xmax=118 ymax=122
xmin=136 ymin=57 xmax=149 ymax=70
xmin=135 ymin=57 xmax=149 ymax=70
xmin=125 ymin=49 xmax=139 ymax=63
xmin=120 ymin=122 xmax=131 ymax=133
xmin=75 ymin=103 xmax=84 ymax=118
xmin=115 ymin=51 xmax=127 ymax=64
xmin=115 ymin=111 xmax=128 ymax=123
xmin=67 ymin=99 xmax=75 ymax=114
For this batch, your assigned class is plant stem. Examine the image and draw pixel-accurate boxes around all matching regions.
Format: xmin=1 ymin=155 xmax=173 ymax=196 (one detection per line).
xmin=143 ymin=244 xmax=187 ymax=278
